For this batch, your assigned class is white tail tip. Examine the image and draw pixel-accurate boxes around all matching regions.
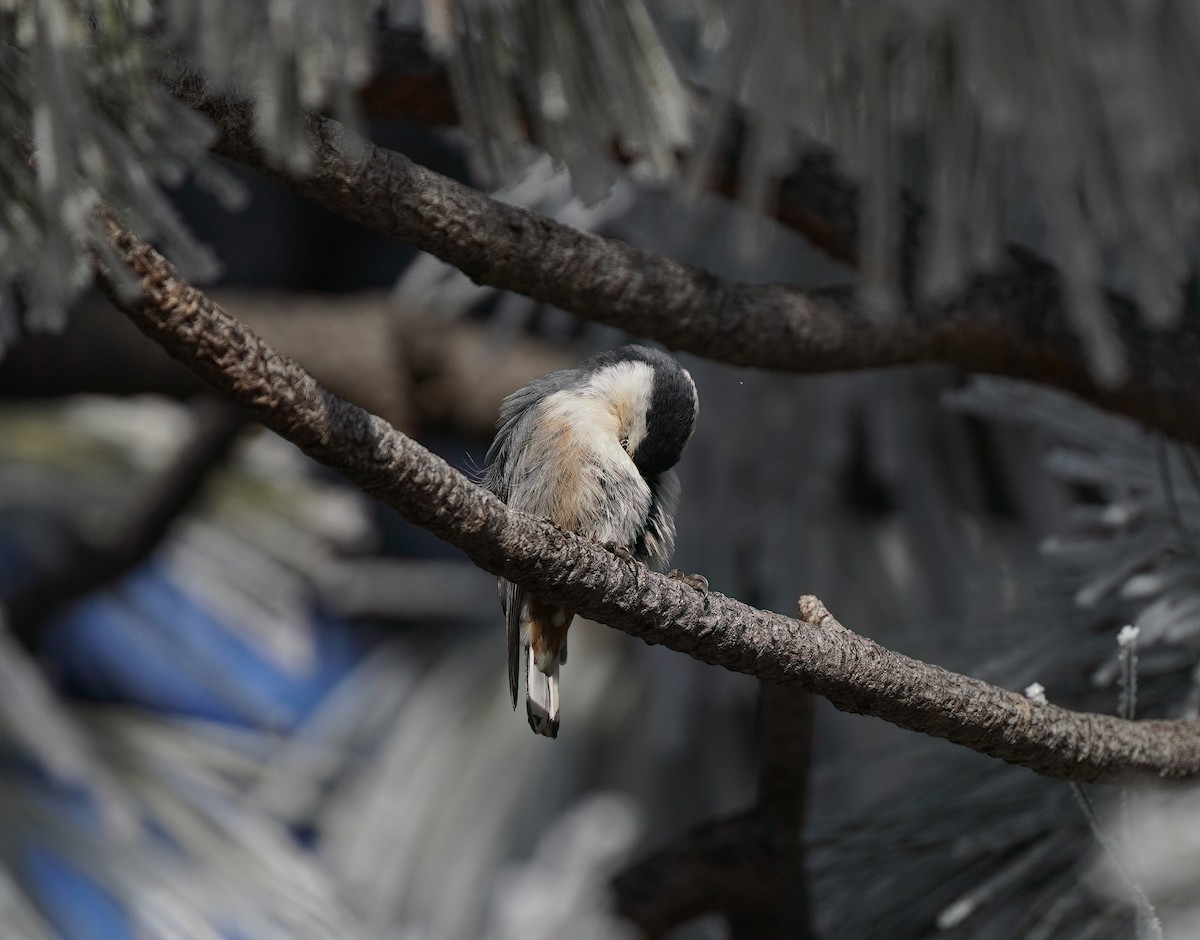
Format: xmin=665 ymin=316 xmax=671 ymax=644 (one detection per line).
xmin=525 ymin=649 xmax=560 ymax=738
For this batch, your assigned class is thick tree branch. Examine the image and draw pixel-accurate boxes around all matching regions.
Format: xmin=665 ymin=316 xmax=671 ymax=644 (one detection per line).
xmin=174 ymin=76 xmax=1200 ymax=445
xmin=92 ymin=214 xmax=1200 ymax=785
xmin=358 ymin=30 xmax=860 ymax=265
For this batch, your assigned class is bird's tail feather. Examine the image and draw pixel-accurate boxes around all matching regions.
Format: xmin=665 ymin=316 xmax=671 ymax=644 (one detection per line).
xmin=525 ymin=649 xmax=560 ymax=738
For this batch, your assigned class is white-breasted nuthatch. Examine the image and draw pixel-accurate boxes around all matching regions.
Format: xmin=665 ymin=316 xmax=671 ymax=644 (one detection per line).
xmin=484 ymin=344 xmax=699 ymax=737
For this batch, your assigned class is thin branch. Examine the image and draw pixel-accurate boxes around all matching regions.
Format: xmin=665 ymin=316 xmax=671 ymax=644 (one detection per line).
xmin=757 ymin=683 xmax=815 ymax=825
xmin=614 ymin=683 xmax=817 ymax=939
xmin=1069 ymin=782 xmax=1163 ymax=938
xmin=93 ymin=213 xmax=1200 ymax=785
xmin=613 ymin=812 xmax=769 ymax=937
xmin=730 ymin=683 xmax=816 ymax=939
xmin=4 ymin=397 xmax=246 ymax=647
xmin=173 ymin=75 xmax=1200 ymax=446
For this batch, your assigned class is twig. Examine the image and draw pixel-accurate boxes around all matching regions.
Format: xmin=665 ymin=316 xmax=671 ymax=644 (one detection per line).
xmin=733 ymin=683 xmax=816 ymax=939
xmin=94 ymin=213 xmax=1200 ymax=784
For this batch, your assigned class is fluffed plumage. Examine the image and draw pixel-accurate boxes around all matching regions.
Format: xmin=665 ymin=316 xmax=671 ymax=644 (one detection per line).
xmin=484 ymin=344 xmax=698 ymax=737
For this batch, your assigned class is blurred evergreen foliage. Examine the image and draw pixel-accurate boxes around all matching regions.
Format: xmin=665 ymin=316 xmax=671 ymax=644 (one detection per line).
xmin=3 ymin=2 xmax=1200 ymax=938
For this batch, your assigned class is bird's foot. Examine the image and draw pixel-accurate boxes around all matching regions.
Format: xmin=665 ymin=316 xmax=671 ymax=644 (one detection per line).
xmin=668 ymin=569 xmax=709 ymax=593
xmin=605 ymin=541 xmax=635 ymax=561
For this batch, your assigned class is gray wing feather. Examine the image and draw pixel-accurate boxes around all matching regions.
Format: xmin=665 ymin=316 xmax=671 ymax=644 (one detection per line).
xmin=486 ymin=370 xmax=579 ymax=709
xmin=637 ymin=469 xmax=681 ymax=569
xmin=501 ymin=578 xmax=522 ymax=708
xmin=483 ymin=367 xmax=580 ymax=500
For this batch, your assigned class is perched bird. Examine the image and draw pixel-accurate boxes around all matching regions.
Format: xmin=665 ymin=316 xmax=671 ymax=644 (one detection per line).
xmin=484 ymin=344 xmax=699 ymax=737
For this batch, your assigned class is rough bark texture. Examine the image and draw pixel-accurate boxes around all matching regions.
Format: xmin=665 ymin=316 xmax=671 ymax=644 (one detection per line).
xmin=95 ymin=214 xmax=1200 ymax=785
xmin=171 ymin=75 xmax=1200 ymax=446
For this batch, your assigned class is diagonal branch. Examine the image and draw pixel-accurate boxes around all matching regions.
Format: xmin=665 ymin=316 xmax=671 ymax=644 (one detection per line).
xmin=172 ymin=75 xmax=1200 ymax=446
xmin=92 ymin=212 xmax=1200 ymax=785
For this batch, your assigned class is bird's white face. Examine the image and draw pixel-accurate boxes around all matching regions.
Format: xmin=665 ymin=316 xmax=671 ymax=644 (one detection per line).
xmin=581 ymin=360 xmax=656 ymax=459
